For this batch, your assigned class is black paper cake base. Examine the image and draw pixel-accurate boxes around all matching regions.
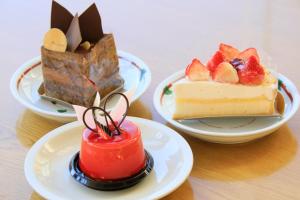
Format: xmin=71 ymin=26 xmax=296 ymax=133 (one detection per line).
xmin=69 ymin=150 xmax=154 ymax=191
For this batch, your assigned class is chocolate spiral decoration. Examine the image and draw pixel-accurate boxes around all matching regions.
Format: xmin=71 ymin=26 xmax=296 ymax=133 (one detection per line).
xmin=82 ymin=92 xmax=129 ymax=137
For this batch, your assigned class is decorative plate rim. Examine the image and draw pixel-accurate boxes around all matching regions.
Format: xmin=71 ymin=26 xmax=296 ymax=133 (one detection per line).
xmin=10 ymin=50 xmax=151 ymax=118
xmin=24 ymin=117 xmax=193 ymax=200
xmin=153 ymin=69 xmax=300 ymax=137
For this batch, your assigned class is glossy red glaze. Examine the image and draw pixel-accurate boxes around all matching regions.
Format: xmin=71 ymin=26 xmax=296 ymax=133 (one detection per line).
xmin=79 ymin=120 xmax=146 ymax=180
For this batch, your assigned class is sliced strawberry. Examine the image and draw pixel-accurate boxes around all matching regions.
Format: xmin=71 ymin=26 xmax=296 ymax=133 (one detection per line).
xmin=185 ymin=58 xmax=210 ymax=81
xmin=238 ymin=48 xmax=260 ymax=62
xmin=207 ymin=51 xmax=225 ymax=73
xmin=213 ymin=62 xmax=239 ymax=84
xmin=238 ymin=56 xmax=265 ymax=85
xmin=219 ymin=43 xmax=240 ymax=61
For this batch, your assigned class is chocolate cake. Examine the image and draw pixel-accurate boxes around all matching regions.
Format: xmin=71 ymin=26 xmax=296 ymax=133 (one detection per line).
xmin=41 ymin=1 xmax=124 ymax=107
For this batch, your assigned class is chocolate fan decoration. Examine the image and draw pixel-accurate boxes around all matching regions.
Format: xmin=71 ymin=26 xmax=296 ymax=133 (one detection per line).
xmin=66 ymin=13 xmax=82 ymax=52
xmin=51 ymin=1 xmax=73 ymax=34
xmin=50 ymin=1 xmax=104 ymax=51
xmin=82 ymin=93 xmax=129 ymax=137
xmin=79 ymin=3 xmax=104 ymax=43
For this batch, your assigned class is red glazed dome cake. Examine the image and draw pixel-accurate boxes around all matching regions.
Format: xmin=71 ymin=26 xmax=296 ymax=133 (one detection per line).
xmin=79 ymin=119 xmax=146 ymax=180
xmin=70 ymin=92 xmax=153 ymax=190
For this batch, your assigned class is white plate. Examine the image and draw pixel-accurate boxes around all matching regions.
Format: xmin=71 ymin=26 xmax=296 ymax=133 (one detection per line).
xmin=24 ymin=117 xmax=193 ymax=200
xmin=153 ymin=69 xmax=300 ymax=144
xmin=10 ymin=51 xmax=151 ymax=122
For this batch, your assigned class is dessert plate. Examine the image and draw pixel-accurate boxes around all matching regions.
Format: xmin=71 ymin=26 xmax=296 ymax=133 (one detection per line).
xmin=10 ymin=51 xmax=151 ymax=122
xmin=153 ymin=70 xmax=300 ymax=144
xmin=24 ymin=117 xmax=193 ymax=200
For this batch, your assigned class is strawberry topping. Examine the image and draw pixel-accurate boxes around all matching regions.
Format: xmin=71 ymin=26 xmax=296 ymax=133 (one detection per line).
xmin=185 ymin=44 xmax=266 ymax=85
xmin=213 ymin=62 xmax=239 ymax=83
xmin=185 ymin=58 xmax=210 ymax=81
xmin=219 ymin=43 xmax=240 ymax=61
xmin=238 ymin=56 xmax=265 ymax=85
xmin=207 ymin=51 xmax=225 ymax=73
xmin=238 ymin=48 xmax=260 ymax=62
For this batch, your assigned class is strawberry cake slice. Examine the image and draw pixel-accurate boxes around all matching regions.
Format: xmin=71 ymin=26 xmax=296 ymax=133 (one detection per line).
xmin=173 ymin=43 xmax=278 ymax=119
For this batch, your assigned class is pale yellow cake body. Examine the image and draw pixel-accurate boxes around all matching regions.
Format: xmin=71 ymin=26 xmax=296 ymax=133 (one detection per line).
xmin=173 ymin=71 xmax=278 ymax=119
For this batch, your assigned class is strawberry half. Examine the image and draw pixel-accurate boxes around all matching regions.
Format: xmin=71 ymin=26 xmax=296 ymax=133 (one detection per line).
xmin=219 ymin=43 xmax=240 ymax=61
xmin=238 ymin=56 xmax=265 ymax=85
xmin=207 ymin=51 xmax=225 ymax=73
xmin=238 ymin=48 xmax=260 ymax=62
xmin=185 ymin=58 xmax=210 ymax=81
xmin=213 ymin=62 xmax=239 ymax=84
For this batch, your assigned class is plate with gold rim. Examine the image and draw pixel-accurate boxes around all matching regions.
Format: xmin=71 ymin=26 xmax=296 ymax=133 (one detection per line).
xmin=153 ymin=69 xmax=300 ymax=144
xmin=10 ymin=51 xmax=151 ymax=122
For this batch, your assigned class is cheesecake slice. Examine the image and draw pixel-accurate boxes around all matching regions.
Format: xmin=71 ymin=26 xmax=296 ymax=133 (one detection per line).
xmin=173 ymin=72 xmax=277 ymax=119
xmin=173 ymin=43 xmax=279 ymax=119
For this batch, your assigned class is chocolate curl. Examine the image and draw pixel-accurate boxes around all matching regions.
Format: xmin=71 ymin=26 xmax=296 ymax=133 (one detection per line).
xmin=79 ymin=85 xmax=136 ymax=127
xmin=72 ymin=86 xmax=136 ymax=139
xmin=106 ymin=85 xmax=137 ymax=123
xmin=82 ymin=106 xmax=120 ymax=137
xmin=74 ymin=104 xmax=113 ymax=139
xmin=73 ymin=92 xmax=102 ymax=130
xmin=102 ymin=92 xmax=129 ymax=133
xmin=73 ymin=105 xmax=96 ymax=129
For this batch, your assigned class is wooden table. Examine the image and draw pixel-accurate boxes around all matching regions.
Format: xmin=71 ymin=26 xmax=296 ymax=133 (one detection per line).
xmin=1 ymin=0 xmax=300 ymax=199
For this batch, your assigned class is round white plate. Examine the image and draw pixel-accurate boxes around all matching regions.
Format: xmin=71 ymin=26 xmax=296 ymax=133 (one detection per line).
xmin=24 ymin=117 xmax=193 ymax=200
xmin=10 ymin=51 xmax=151 ymax=122
xmin=153 ymin=69 xmax=300 ymax=144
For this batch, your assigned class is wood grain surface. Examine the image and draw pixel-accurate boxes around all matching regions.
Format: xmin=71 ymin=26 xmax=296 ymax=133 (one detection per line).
xmin=0 ymin=0 xmax=300 ymax=199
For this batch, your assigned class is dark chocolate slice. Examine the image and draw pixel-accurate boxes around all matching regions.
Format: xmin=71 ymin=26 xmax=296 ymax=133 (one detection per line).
xmin=79 ymin=3 xmax=104 ymax=43
xmin=51 ymin=1 xmax=74 ymax=34
xmin=66 ymin=14 xmax=82 ymax=52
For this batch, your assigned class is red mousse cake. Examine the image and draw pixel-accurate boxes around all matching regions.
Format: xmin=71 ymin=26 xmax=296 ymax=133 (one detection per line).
xmin=70 ymin=92 xmax=153 ymax=190
xmin=79 ymin=120 xmax=146 ymax=180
